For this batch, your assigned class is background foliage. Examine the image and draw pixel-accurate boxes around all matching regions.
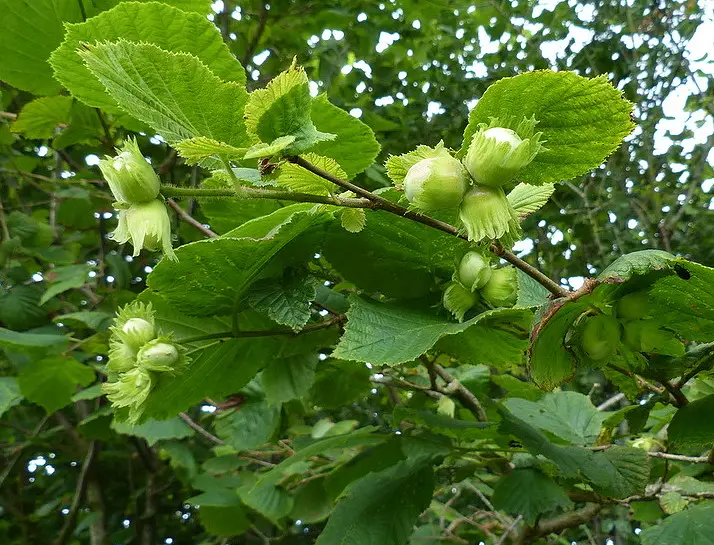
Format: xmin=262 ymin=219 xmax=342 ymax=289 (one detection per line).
xmin=1 ymin=1 xmax=713 ymax=545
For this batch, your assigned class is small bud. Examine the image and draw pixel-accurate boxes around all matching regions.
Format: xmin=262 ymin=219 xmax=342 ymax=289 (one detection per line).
xmin=437 ymin=396 xmax=456 ymax=417
xmin=111 ymin=199 xmax=178 ymax=261
xmin=99 ymin=138 xmax=160 ymax=204
xmin=403 ymin=154 xmax=468 ymax=212
xmin=137 ymin=340 xmax=180 ymax=372
xmin=458 ymin=251 xmax=492 ymax=291
xmin=579 ymin=314 xmax=621 ymax=361
xmin=443 ymin=281 xmax=478 ymax=322
xmin=102 ymin=367 xmax=153 ymax=423
xmin=481 ymin=266 xmax=518 ymax=308
xmin=616 ymin=291 xmax=649 ymax=322
xmin=121 ymin=318 xmax=155 ymax=349
xmin=463 ymin=118 xmax=544 ymax=188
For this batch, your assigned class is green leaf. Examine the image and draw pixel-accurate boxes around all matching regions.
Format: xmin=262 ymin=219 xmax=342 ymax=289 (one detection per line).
xmin=214 ymin=401 xmax=281 ymax=451
xmin=581 ymin=446 xmax=650 ymax=498
xmin=649 ymin=260 xmax=714 ymax=343
xmin=50 ymin=1 xmax=245 ymax=111
xmin=310 ymin=360 xmax=372 ymax=409
xmin=0 ymin=377 xmax=23 ymax=418
xmin=507 ymin=183 xmax=556 ymax=216
xmin=275 ymin=153 xmax=346 ymax=195
xmin=199 ymin=505 xmax=251 ymax=537
xmin=0 ymin=327 xmax=67 ymax=351
xmin=141 ymin=338 xmax=266 ymax=420
xmin=315 ymin=460 xmax=435 ymax=545
xmin=247 ymin=275 xmax=316 ymax=331
xmin=0 ymin=285 xmax=48 ymax=331
xmin=393 ymin=407 xmax=493 ymax=440
xmin=0 ymin=0 xmax=83 ymax=95
xmin=243 ymin=135 xmax=297 ymax=159
xmin=459 ymin=71 xmax=634 ymax=184
xmin=437 ymin=308 xmax=531 ymax=368
xmin=40 ymin=264 xmax=91 ymax=305
xmin=78 ymin=41 xmax=251 ymax=146
xmin=244 ymin=64 xmax=335 ymax=155
xmin=503 ymin=391 xmax=606 ymax=445
xmin=111 ymin=417 xmax=194 ymax=446
xmin=18 ymin=356 xmax=94 ymax=413
xmin=310 ymin=94 xmax=381 ymax=178
xmin=147 ymin=205 xmax=330 ymax=316
xmin=516 ymin=269 xmax=550 ymax=307
xmin=640 ymin=501 xmax=714 ymax=545
xmin=53 ymin=311 xmax=112 ymax=330
xmin=257 ymin=427 xmax=384 ymax=487
xmin=262 ymin=354 xmax=317 ymax=406
xmin=598 ymin=249 xmax=675 ymax=281
xmin=174 ymin=137 xmax=248 ymax=166
xmin=322 ymin=208 xmax=470 ymax=300
xmin=11 ymin=96 xmax=73 ymax=139
xmin=333 ymin=297 xmax=529 ymax=366
xmin=492 ymin=468 xmax=573 ymax=525
xmin=668 ymin=394 xmax=714 ymax=450
xmin=238 ymin=481 xmax=293 ymax=524
xmin=53 ymin=101 xmax=103 ymax=149
xmin=340 ymin=208 xmax=366 ymax=233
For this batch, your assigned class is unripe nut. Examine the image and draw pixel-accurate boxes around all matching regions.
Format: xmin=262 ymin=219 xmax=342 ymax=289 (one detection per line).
xmin=403 ymin=155 xmax=468 ymax=212
xmin=458 ymin=251 xmax=492 ymax=291
xmin=139 ymin=342 xmax=179 ymax=369
xmin=580 ymin=314 xmax=621 ymax=361
xmin=481 ymin=266 xmax=518 ymax=308
xmin=121 ymin=318 xmax=155 ymax=349
xmin=616 ymin=291 xmax=649 ymax=322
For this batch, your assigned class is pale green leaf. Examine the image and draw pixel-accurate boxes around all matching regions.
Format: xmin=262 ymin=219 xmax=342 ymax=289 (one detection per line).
xmin=52 ymin=311 xmax=112 ymax=330
xmin=0 ymin=0 xmax=83 ymax=95
xmin=393 ymin=407 xmax=493 ymax=440
xmin=0 ymin=327 xmax=67 ymax=351
xmin=174 ymin=137 xmax=248 ymax=165
xmin=315 ymin=460 xmax=435 ymax=545
xmin=244 ymin=64 xmax=335 ymax=155
xmin=18 ymin=356 xmax=94 ymax=413
xmin=112 ymin=417 xmax=195 ymax=446
xmin=50 ymin=1 xmax=245 ymax=111
xmin=275 ymin=153 xmax=347 ymax=195
xmin=459 ymin=71 xmax=634 ymax=184
xmin=238 ymin=482 xmax=293 ymax=525
xmin=340 ymin=208 xmax=366 ymax=233
xmin=516 ymin=269 xmax=550 ymax=307
xmin=243 ymin=135 xmax=297 ymax=159
xmin=310 ymin=94 xmax=381 ymax=178
xmin=214 ymin=401 xmax=281 ymax=451
xmin=598 ymin=249 xmax=675 ymax=281
xmin=333 ymin=297 xmax=530 ymax=366
xmin=492 ymin=468 xmax=573 ymax=525
xmin=79 ymin=41 xmax=251 ymax=146
xmin=0 ymin=377 xmax=23 ymax=418
xmin=507 ymin=183 xmax=556 ymax=216
xmin=11 ymin=96 xmax=73 ymax=139
xmin=503 ymin=391 xmax=607 ymax=445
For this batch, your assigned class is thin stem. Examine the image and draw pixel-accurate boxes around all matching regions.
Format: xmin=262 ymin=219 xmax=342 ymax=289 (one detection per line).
xmin=166 ymin=198 xmax=218 ymax=238
xmin=54 ymin=441 xmax=99 ymax=545
xmin=179 ymin=412 xmax=224 ymax=445
xmin=160 ymin=184 xmax=374 ymax=209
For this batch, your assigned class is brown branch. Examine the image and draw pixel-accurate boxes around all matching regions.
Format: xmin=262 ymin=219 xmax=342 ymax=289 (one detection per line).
xmin=515 ymin=503 xmax=601 ymax=544
xmin=431 ymin=362 xmax=488 ymax=422
xmin=166 ymin=198 xmax=218 ymax=238
xmin=661 ymin=379 xmax=688 ymax=407
xmin=0 ymin=111 xmax=16 ymax=120
xmin=287 ymin=155 xmax=568 ymax=297
xmin=179 ymin=412 xmax=224 ymax=445
xmin=647 ymin=451 xmax=710 ymax=463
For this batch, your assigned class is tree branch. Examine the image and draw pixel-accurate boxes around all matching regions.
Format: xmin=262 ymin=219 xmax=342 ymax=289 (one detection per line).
xmin=427 ymin=359 xmax=488 ymax=422
xmin=179 ymin=412 xmax=224 ymax=445
xmin=515 ymin=503 xmax=601 ymax=544
xmin=241 ymin=1 xmax=269 ymax=66
xmin=54 ymin=441 xmax=100 ymax=545
xmin=166 ymin=198 xmax=218 ymax=238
